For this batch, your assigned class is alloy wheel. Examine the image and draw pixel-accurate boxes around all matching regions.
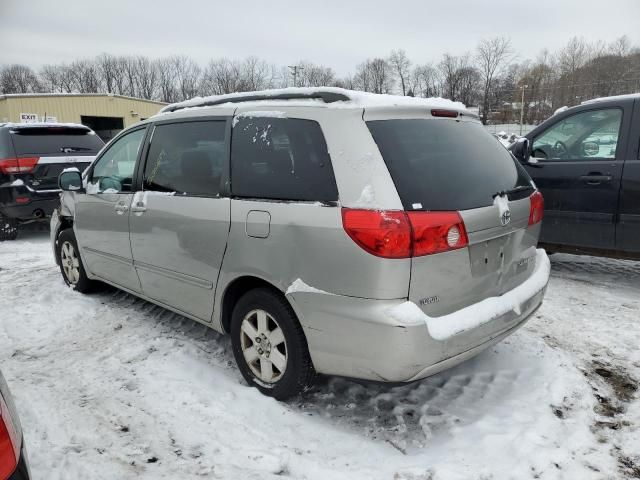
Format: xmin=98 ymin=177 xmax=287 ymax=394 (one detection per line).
xmin=60 ymin=241 xmax=81 ymax=285
xmin=239 ymin=309 xmax=288 ymax=383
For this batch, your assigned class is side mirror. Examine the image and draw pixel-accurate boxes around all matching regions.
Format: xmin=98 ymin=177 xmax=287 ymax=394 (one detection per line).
xmin=59 ymin=169 xmax=84 ymax=192
xmin=512 ymin=137 xmax=531 ymax=163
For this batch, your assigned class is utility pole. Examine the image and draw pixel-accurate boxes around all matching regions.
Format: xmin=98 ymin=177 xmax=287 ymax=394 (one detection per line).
xmin=519 ymin=84 xmax=528 ymax=136
xmin=288 ymin=65 xmax=304 ymax=87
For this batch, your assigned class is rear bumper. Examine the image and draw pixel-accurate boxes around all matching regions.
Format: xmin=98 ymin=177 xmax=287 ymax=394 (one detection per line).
xmin=0 ymin=184 xmax=60 ymax=220
xmin=287 ymin=249 xmax=550 ymax=382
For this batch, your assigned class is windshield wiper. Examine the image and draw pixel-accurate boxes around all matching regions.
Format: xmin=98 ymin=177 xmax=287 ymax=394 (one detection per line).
xmin=493 ymin=185 xmax=534 ymax=198
xmin=60 ymin=146 xmax=92 ymax=153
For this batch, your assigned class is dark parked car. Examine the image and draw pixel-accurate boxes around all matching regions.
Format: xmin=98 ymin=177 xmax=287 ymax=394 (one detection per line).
xmin=0 ymin=123 xmax=104 ymax=240
xmin=511 ymin=93 xmax=640 ymax=259
xmin=0 ymin=370 xmax=31 ymax=480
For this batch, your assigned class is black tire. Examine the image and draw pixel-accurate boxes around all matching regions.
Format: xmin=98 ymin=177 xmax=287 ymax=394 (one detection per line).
xmin=0 ymin=214 xmax=18 ymax=241
xmin=230 ymin=288 xmax=315 ymax=400
xmin=56 ymin=228 xmax=96 ymax=293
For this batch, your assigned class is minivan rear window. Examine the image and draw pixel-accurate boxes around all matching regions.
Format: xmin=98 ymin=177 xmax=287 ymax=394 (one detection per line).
xmin=367 ymin=119 xmax=533 ymax=211
xmin=10 ymin=127 xmax=104 ymax=156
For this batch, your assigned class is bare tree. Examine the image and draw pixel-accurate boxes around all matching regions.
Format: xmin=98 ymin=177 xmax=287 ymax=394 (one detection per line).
xmin=610 ymin=35 xmax=631 ymax=57
xmin=389 ymin=49 xmax=411 ymax=95
xmin=410 ymin=63 xmax=439 ymax=98
xmin=0 ymin=64 xmax=41 ymax=93
xmin=238 ymin=56 xmax=273 ymax=91
xmin=354 ymin=58 xmax=394 ymax=94
xmin=172 ymin=55 xmax=201 ymax=101
xmin=294 ymin=61 xmax=336 ymax=87
xmin=155 ymin=57 xmax=178 ymax=103
xmin=557 ymin=37 xmax=589 ymax=105
xmin=135 ymin=56 xmax=158 ymax=99
xmin=476 ymin=36 xmax=512 ymax=124
xmin=200 ymin=58 xmax=241 ymax=95
xmin=39 ymin=64 xmax=63 ymax=93
xmin=96 ymin=53 xmax=120 ymax=94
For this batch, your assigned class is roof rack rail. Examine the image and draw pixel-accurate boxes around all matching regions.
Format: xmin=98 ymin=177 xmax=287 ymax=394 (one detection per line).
xmin=163 ymin=91 xmax=351 ymax=113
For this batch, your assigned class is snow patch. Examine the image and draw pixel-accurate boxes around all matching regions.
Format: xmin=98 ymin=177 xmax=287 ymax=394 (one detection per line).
xmin=553 ymin=105 xmax=569 ymax=116
xmin=493 ymin=193 xmax=509 ymax=217
xmin=160 ymin=87 xmax=468 ymax=115
xmin=387 ymin=249 xmax=550 ymax=340
xmin=352 ymin=184 xmax=379 ymax=208
xmin=232 ymin=110 xmax=286 ymax=126
xmin=61 ymin=167 xmax=80 ymax=174
xmin=285 ymin=278 xmax=335 ymax=296
xmin=10 ymin=179 xmax=24 ymax=186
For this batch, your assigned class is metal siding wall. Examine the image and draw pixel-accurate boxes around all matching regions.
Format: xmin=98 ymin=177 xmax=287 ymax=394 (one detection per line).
xmin=0 ymin=96 xmax=164 ymax=127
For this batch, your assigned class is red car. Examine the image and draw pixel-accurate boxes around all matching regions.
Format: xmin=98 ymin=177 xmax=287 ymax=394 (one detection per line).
xmin=0 ymin=371 xmax=30 ymax=480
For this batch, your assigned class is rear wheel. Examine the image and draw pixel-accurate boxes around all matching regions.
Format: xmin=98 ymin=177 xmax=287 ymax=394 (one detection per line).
xmin=56 ymin=228 xmax=96 ymax=293
xmin=230 ymin=288 xmax=315 ymax=400
xmin=0 ymin=214 xmax=18 ymax=241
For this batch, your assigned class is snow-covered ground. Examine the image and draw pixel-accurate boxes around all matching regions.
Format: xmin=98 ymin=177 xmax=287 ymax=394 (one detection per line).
xmin=1 ymin=230 xmax=638 ymax=479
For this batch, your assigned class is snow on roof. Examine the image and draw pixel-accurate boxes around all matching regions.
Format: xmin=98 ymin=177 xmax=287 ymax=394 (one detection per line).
xmin=160 ymin=87 xmax=467 ymax=115
xmin=581 ymin=93 xmax=640 ymax=105
xmin=0 ymin=92 xmax=167 ymax=105
xmin=5 ymin=122 xmax=93 ymax=130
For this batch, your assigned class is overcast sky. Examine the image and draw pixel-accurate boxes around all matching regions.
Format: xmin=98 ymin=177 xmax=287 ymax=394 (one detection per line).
xmin=1 ymin=0 xmax=639 ymax=76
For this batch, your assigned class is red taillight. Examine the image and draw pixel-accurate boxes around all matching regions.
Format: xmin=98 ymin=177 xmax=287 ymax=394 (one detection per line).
xmin=529 ymin=191 xmax=544 ymax=225
xmin=431 ymin=109 xmax=459 ymax=118
xmin=0 ymin=396 xmax=19 ymax=479
xmin=407 ymin=211 xmax=468 ymax=256
xmin=341 ymin=209 xmax=468 ymax=258
xmin=341 ymin=209 xmax=412 ymax=258
xmin=0 ymin=157 xmax=39 ymax=174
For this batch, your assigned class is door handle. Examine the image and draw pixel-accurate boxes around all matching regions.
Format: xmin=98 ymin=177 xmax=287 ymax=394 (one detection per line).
xmin=131 ymin=201 xmax=147 ymax=214
xmin=579 ymin=174 xmax=612 ymax=185
xmin=114 ymin=203 xmax=129 ymax=215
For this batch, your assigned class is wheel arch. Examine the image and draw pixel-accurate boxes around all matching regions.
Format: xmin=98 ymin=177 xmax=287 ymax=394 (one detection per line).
xmin=218 ymin=275 xmax=292 ymax=335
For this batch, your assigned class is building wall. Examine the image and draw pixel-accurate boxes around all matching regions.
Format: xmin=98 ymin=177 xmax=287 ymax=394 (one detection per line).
xmin=0 ymin=94 xmax=165 ymax=127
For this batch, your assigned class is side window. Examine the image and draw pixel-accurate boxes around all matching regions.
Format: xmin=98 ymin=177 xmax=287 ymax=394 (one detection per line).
xmin=143 ymin=121 xmax=226 ymax=197
xmin=532 ymin=108 xmax=622 ymax=161
xmin=231 ymin=117 xmax=338 ymax=202
xmin=89 ymin=128 xmax=145 ymax=193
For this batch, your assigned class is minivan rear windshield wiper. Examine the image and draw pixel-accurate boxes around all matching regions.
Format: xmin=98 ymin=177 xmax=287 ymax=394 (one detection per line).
xmin=60 ymin=146 xmax=93 ymax=153
xmin=493 ymin=185 xmax=534 ymax=198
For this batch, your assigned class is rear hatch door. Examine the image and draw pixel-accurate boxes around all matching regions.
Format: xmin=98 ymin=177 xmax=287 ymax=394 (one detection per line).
xmin=367 ymin=116 xmax=538 ymax=317
xmin=9 ymin=125 xmax=104 ymax=192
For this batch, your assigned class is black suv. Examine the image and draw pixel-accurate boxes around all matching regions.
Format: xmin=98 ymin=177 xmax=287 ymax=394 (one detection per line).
xmin=0 ymin=123 xmax=104 ymax=240
xmin=511 ymin=94 xmax=640 ymax=259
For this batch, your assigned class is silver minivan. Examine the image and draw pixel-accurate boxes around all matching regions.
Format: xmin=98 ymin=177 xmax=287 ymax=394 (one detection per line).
xmin=52 ymin=88 xmax=550 ymax=399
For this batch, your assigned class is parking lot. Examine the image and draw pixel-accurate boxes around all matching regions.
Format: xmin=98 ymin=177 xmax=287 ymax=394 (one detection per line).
xmin=0 ymin=229 xmax=637 ymax=479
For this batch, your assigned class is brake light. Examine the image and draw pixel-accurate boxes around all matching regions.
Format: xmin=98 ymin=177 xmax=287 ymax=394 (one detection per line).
xmin=0 ymin=396 xmax=19 ymax=479
xmin=0 ymin=157 xmax=39 ymax=174
xmin=431 ymin=109 xmax=459 ymax=118
xmin=341 ymin=209 xmax=411 ymax=258
xmin=407 ymin=211 xmax=468 ymax=256
xmin=342 ymin=209 xmax=468 ymax=258
xmin=529 ymin=191 xmax=544 ymax=225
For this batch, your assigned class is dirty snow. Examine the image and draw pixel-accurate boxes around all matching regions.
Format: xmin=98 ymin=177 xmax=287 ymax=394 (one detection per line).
xmin=0 ymin=231 xmax=639 ymax=479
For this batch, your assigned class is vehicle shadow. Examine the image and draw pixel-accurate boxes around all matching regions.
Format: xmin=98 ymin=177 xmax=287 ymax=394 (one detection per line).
xmin=549 ymin=253 xmax=640 ymax=290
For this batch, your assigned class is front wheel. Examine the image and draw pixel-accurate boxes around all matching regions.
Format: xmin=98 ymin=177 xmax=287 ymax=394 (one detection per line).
xmin=0 ymin=214 xmax=18 ymax=241
xmin=56 ymin=228 xmax=96 ymax=293
xmin=230 ymin=288 xmax=315 ymax=400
